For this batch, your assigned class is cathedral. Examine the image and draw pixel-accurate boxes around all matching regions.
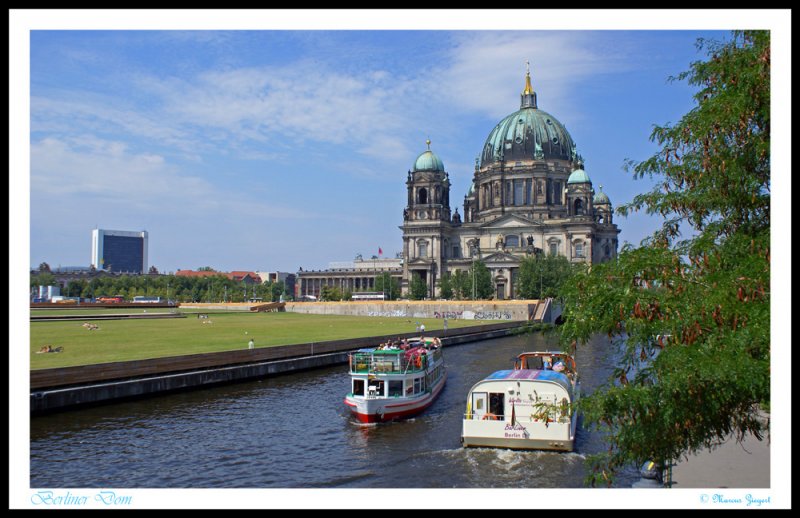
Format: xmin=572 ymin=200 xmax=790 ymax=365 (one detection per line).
xmin=400 ymin=67 xmax=620 ymax=299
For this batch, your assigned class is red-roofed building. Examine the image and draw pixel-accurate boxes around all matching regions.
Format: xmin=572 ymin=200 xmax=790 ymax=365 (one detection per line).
xmin=226 ymin=271 xmax=262 ymax=285
xmin=175 ymin=270 xmax=261 ymax=284
xmin=175 ymin=269 xmax=223 ymax=278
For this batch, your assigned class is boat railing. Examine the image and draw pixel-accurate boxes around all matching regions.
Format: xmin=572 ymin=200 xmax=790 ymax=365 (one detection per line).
xmin=462 ymin=413 xmax=572 ymax=424
xmin=350 ymin=351 xmax=431 ymax=374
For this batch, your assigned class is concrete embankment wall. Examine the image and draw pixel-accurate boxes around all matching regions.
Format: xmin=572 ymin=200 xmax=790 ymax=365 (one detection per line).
xmin=178 ymin=302 xmax=262 ymax=312
xmin=30 ymin=321 xmax=530 ymax=414
xmin=285 ymin=300 xmax=545 ymax=322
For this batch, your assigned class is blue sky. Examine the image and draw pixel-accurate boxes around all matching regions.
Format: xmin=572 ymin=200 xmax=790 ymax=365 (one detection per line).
xmin=20 ymin=14 xmax=781 ymax=274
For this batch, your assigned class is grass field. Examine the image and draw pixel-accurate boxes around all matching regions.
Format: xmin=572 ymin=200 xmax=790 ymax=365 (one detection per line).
xmin=31 ymin=308 xmax=173 ymax=316
xmin=30 ymin=312 xmax=491 ymax=370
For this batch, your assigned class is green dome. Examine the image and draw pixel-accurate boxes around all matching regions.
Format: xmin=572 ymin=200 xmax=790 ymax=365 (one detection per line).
xmin=467 ymin=181 xmax=475 ymax=196
xmin=593 ymin=186 xmax=610 ymax=204
xmin=567 ymin=168 xmax=591 ymax=184
xmin=481 ymin=107 xmax=576 ymax=166
xmin=413 ymin=140 xmax=445 ymax=172
xmin=479 ymin=69 xmax=575 ymax=167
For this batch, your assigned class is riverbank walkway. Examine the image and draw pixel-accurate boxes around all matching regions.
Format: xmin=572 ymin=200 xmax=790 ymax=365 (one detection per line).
xmin=670 ymin=415 xmax=770 ymax=488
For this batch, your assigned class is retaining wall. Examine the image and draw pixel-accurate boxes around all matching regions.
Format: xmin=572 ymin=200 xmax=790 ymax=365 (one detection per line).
xmin=285 ymin=300 xmax=543 ymax=321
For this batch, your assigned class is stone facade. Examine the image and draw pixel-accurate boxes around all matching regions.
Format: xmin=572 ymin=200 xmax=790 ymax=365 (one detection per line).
xmin=400 ymin=69 xmax=620 ymax=299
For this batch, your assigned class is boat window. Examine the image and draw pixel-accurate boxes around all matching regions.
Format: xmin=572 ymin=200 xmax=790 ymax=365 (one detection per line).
xmin=353 ymin=379 xmax=365 ymax=396
xmin=388 ymin=380 xmax=403 ymax=397
xmin=414 ymin=377 xmax=422 ymax=394
xmin=489 ymin=393 xmax=505 ymax=420
xmin=524 ymin=356 xmax=543 ymax=370
xmin=368 ymin=380 xmax=384 ymax=397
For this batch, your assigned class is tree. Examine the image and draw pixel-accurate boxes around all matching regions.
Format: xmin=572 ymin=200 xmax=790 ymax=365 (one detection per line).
xmin=464 ymin=260 xmax=493 ymax=299
xmin=558 ymin=31 xmax=770 ymax=486
xmin=516 ymin=254 xmax=575 ymax=300
xmin=374 ymin=272 xmax=400 ymax=300
xmin=438 ymin=272 xmax=453 ymax=300
xmin=270 ymin=281 xmax=285 ymax=302
xmin=38 ymin=262 xmax=51 ymax=273
xmin=450 ymin=269 xmax=469 ymax=300
xmin=31 ymin=272 xmax=57 ymax=288
xmin=320 ymin=285 xmax=343 ymax=301
xmin=197 ymin=266 xmax=215 ymax=272
xmin=409 ymin=273 xmax=428 ymax=300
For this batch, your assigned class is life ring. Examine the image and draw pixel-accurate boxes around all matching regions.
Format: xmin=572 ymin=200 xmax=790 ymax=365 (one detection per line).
xmin=482 ymin=413 xmax=499 ymax=421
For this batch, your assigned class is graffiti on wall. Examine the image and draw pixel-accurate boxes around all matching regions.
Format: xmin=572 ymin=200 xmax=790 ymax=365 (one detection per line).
xmin=367 ymin=310 xmax=408 ymax=318
xmin=433 ymin=311 xmax=463 ymax=319
xmin=474 ymin=311 xmax=512 ymax=320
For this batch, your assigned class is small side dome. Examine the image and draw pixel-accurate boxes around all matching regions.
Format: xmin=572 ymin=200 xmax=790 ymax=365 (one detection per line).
xmin=567 ymin=168 xmax=591 ymax=185
xmin=593 ymin=185 xmax=610 ymax=204
xmin=467 ymin=181 xmax=476 ymax=196
xmin=413 ymin=139 xmax=445 ymax=172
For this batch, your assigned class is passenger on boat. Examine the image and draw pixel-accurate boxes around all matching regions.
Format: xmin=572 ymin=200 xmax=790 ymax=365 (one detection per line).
xmin=553 ymin=361 xmax=565 ymax=372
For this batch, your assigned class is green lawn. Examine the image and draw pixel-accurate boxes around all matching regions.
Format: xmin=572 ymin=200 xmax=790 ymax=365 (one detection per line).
xmin=31 ymin=308 xmax=173 ymax=316
xmin=30 ymin=312 xmax=490 ymax=369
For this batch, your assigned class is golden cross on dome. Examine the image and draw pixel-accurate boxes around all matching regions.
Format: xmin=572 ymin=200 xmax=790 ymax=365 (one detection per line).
xmin=523 ymin=61 xmax=533 ymax=95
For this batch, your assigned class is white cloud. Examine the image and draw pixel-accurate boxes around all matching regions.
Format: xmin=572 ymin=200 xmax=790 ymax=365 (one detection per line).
xmin=29 ymin=135 xmax=318 ymax=222
xmin=135 ymin=63 xmax=417 ymax=154
xmin=436 ymin=31 xmax=632 ymax=123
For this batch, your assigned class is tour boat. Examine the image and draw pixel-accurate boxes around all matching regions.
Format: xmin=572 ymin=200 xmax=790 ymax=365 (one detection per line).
xmin=461 ymin=351 xmax=580 ymax=451
xmin=344 ymin=336 xmax=447 ymax=423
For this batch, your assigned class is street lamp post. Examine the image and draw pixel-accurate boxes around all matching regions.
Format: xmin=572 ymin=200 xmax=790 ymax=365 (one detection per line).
xmin=471 ymin=245 xmax=477 ymax=300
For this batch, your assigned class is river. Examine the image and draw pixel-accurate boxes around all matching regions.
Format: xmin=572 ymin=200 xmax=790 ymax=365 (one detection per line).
xmin=30 ymin=332 xmax=638 ymax=489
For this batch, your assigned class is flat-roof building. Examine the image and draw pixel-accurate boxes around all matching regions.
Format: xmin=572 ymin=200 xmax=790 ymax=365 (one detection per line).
xmin=91 ymin=229 xmax=148 ymax=274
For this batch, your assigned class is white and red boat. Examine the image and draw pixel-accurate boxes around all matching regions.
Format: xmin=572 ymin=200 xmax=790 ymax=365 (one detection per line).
xmin=344 ymin=336 xmax=447 ymax=423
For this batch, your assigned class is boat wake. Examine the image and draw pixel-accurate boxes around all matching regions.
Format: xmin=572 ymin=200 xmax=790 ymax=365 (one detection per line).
xmin=351 ymin=421 xmax=378 ymax=428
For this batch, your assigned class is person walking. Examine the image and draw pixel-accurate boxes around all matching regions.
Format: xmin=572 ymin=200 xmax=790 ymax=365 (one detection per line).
xmin=248 ymin=338 xmax=255 ymax=350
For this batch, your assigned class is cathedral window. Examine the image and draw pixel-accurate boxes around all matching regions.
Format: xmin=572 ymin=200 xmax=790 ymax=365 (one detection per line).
xmin=574 ymin=198 xmax=584 ymax=216
xmin=513 ymin=180 xmax=524 ymax=206
xmin=418 ymin=242 xmax=428 ymax=258
xmin=549 ymin=242 xmax=558 ymax=256
xmin=575 ymin=242 xmax=584 ymax=258
xmin=505 ymin=235 xmax=519 ymax=248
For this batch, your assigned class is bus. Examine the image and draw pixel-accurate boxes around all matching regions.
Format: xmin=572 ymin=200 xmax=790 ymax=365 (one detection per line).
xmin=351 ymin=292 xmax=386 ymax=301
xmin=132 ymin=296 xmax=162 ymax=303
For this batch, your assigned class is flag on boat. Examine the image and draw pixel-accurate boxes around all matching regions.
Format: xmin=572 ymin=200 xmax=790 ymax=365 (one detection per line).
xmin=511 ymin=400 xmax=516 ymax=426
